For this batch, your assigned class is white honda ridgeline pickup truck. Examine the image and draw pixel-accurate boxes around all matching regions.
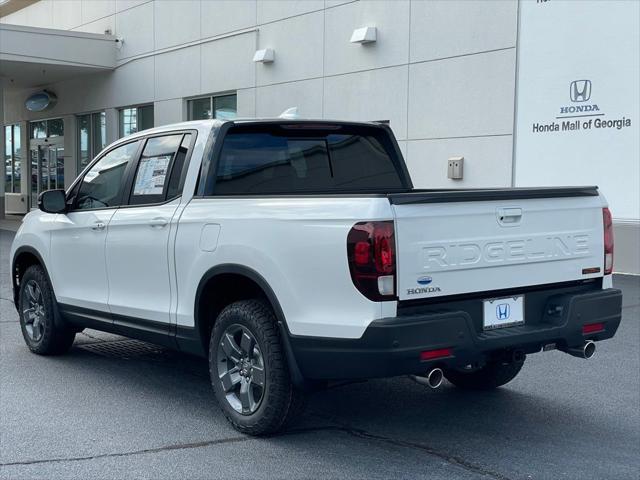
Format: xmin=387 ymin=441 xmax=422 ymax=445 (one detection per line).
xmin=11 ymin=119 xmax=622 ymax=435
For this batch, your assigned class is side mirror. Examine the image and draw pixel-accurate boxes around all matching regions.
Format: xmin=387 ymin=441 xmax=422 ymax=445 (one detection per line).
xmin=38 ymin=189 xmax=67 ymax=214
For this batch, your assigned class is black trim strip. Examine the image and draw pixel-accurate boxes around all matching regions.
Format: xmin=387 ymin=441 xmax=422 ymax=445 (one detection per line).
xmin=59 ymin=304 xmax=178 ymax=350
xmin=388 ymin=186 xmax=599 ymax=204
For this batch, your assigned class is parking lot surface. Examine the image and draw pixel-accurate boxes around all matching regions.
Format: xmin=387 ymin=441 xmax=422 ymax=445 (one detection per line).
xmin=1 ymin=229 xmax=638 ymax=479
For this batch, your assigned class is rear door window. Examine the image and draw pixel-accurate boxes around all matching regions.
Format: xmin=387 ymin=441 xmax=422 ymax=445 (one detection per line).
xmin=211 ymin=124 xmax=404 ymax=195
xmin=129 ymin=133 xmax=192 ymax=205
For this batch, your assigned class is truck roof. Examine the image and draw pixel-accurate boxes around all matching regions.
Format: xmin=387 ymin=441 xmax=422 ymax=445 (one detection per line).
xmin=118 ymin=118 xmax=388 ymax=142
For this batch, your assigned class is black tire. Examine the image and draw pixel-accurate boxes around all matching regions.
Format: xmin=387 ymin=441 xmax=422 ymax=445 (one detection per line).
xmin=209 ymin=299 xmax=305 ymax=435
xmin=18 ymin=265 xmax=76 ymax=355
xmin=444 ymin=357 xmax=525 ymax=390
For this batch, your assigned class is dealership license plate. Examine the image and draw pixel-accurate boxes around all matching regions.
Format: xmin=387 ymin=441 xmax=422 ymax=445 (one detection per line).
xmin=483 ymin=295 xmax=525 ymax=330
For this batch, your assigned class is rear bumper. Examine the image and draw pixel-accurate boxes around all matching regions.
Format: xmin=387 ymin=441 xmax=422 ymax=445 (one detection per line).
xmin=289 ymin=286 xmax=622 ymax=380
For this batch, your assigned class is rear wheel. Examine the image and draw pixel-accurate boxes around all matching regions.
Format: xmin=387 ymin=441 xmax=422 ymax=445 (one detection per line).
xmin=209 ymin=299 xmax=305 ymax=435
xmin=18 ymin=265 xmax=76 ymax=355
xmin=444 ymin=357 xmax=525 ymax=390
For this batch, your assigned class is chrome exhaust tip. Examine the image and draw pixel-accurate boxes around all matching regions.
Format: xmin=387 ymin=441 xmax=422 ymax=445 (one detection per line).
xmin=583 ymin=340 xmax=596 ymax=359
xmin=425 ymin=367 xmax=444 ymax=389
xmin=563 ymin=341 xmax=596 ymax=359
xmin=409 ymin=367 xmax=444 ymax=389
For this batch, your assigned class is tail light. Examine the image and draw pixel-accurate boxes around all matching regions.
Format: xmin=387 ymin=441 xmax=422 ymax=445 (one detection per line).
xmin=347 ymin=221 xmax=396 ymax=301
xmin=603 ymin=207 xmax=614 ymax=275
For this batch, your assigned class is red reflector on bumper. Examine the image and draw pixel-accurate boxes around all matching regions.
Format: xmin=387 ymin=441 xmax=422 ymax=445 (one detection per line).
xmin=420 ymin=348 xmax=453 ymax=361
xmin=583 ymin=323 xmax=605 ymax=334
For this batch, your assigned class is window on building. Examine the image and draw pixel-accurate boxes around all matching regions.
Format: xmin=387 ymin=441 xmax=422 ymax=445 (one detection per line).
xmin=188 ymin=94 xmax=237 ymax=121
xmin=78 ymin=111 xmax=106 ymax=172
xmin=29 ymin=121 xmax=46 ymax=139
xmin=48 ymin=118 xmax=64 ymax=137
xmin=4 ymin=124 xmax=22 ymax=193
xmin=118 ymin=105 xmax=154 ymax=138
xmin=28 ymin=119 xmax=64 ymax=207
xmin=29 ymin=119 xmax=63 ymax=139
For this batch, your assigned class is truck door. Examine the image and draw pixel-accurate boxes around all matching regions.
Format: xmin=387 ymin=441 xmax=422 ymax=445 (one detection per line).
xmin=50 ymin=139 xmax=141 ymax=313
xmin=105 ymin=133 xmax=193 ymax=330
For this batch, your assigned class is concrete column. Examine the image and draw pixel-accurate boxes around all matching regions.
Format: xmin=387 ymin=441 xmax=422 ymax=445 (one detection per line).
xmin=154 ymin=99 xmax=184 ymax=127
xmin=0 ymin=82 xmax=5 ymax=218
xmin=614 ymin=222 xmax=640 ymax=274
xmin=20 ymin=121 xmax=29 ymax=208
xmin=105 ymin=108 xmax=118 ymax=143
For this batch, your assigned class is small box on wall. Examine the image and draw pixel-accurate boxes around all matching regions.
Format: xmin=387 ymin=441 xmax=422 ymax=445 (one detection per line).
xmin=4 ymin=193 xmax=28 ymax=215
xmin=447 ymin=156 xmax=464 ymax=180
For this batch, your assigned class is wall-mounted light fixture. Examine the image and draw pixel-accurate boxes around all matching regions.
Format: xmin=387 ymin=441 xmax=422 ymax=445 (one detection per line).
xmin=350 ymin=26 xmax=377 ymax=44
xmin=253 ymin=48 xmax=275 ymax=63
xmin=25 ymin=90 xmax=57 ymax=112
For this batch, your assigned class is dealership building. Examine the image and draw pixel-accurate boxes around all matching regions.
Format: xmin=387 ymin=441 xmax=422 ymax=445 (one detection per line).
xmin=1 ymin=0 xmax=638 ymax=273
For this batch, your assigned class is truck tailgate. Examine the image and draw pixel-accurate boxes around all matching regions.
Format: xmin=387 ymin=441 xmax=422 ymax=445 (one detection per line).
xmin=389 ymin=187 xmax=605 ymax=301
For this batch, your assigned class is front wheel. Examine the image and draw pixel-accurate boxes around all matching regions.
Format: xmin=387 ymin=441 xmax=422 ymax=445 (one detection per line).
xmin=18 ymin=265 xmax=76 ymax=355
xmin=444 ymin=357 xmax=525 ymax=390
xmin=209 ymin=299 xmax=305 ymax=435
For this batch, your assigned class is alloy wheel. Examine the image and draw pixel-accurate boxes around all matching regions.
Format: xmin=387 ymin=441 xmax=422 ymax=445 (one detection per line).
xmin=217 ymin=324 xmax=266 ymax=415
xmin=22 ymin=280 xmax=46 ymax=342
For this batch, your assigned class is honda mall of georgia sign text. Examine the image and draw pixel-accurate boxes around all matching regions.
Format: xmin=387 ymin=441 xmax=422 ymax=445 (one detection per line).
xmin=530 ymin=80 xmax=632 ymax=134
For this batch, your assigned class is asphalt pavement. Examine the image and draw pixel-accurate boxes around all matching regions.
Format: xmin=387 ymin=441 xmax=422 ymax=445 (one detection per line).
xmin=1 ymin=228 xmax=638 ymax=479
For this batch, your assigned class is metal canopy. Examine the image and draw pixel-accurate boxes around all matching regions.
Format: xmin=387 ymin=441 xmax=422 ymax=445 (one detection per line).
xmin=0 ymin=24 xmax=117 ymax=89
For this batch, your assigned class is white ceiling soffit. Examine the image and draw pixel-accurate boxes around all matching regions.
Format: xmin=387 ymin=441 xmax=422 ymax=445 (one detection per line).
xmin=0 ymin=24 xmax=117 ymax=88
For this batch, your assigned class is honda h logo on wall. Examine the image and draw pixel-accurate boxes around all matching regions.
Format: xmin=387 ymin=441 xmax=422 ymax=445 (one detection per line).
xmin=570 ymin=80 xmax=592 ymax=102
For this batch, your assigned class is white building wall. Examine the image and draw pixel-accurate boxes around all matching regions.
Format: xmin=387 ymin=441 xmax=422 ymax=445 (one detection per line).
xmin=2 ymin=0 xmax=637 ymax=273
xmin=513 ymin=0 xmax=639 ymax=274
xmin=1 ymin=0 xmax=519 ymax=192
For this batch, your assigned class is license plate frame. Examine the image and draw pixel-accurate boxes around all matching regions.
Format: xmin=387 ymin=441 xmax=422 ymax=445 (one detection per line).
xmin=483 ymin=295 xmax=525 ymax=330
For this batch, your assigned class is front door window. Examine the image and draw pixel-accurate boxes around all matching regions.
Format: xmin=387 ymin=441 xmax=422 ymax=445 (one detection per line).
xmin=74 ymin=140 xmax=139 ymax=210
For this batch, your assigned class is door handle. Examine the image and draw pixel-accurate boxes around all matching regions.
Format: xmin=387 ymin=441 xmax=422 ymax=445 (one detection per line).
xmin=91 ymin=221 xmax=106 ymax=231
xmin=149 ymin=217 xmax=169 ymax=228
xmin=497 ymin=208 xmax=522 ymax=226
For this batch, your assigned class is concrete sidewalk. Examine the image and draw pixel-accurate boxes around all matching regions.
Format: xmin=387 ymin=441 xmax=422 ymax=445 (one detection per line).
xmin=0 ymin=217 xmax=21 ymax=232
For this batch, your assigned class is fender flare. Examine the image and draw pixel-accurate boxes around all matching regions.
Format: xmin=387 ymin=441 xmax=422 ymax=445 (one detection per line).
xmin=11 ymin=246 xmax=49 ymax=306
xmin=11 ymin=246 xmax=67 ymax=329
xmin=194 ymin=264 xmax=305 ymax=387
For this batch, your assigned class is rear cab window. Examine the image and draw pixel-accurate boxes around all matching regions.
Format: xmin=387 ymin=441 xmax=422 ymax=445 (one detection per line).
xmin=207 ymin=123 xmax=407 ymax=195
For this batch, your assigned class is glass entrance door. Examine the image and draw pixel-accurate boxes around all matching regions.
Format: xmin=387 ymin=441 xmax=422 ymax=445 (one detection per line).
xmin=30 ymin=139 xmax=64 ymax=208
